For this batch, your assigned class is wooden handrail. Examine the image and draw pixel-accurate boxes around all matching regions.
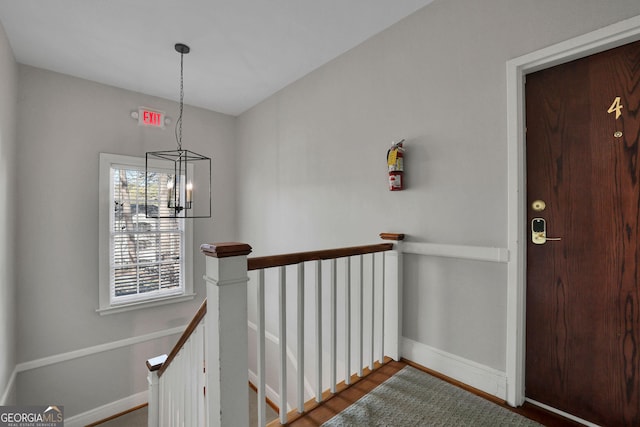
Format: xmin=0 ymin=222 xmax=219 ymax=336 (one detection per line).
xmin=379 ymin=232 xmax=405 ymax=241
xmin=247 ymin=243 xmax=394 ymax=271
xmin=157 ymin=299 xmax=207 ymax=377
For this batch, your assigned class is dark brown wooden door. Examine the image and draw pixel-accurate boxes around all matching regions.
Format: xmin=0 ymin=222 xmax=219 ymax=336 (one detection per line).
xmin=526 ymin=40 xmax=640 ymax=427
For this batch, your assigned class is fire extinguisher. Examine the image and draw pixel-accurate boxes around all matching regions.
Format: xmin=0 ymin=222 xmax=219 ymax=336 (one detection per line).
xmin=387 ymin=139 xmax=405 ymax=191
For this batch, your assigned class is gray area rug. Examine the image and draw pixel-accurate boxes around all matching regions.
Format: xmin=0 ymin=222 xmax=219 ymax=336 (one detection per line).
xmin=322 ymin=366 xmax=542 ymax=427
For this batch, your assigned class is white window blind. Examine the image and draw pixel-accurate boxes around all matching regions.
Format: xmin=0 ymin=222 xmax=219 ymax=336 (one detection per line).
xmin=110 ymin=165 xmax=184 ymax=303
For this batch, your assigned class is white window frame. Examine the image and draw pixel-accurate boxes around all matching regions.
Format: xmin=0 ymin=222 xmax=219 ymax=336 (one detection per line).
xmin=98 ymin=153 xmax=195 ymax=315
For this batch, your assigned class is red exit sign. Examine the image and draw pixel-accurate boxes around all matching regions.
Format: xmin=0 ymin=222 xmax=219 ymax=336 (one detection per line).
xmin=137 ymin=107 xmax=166 ymax=128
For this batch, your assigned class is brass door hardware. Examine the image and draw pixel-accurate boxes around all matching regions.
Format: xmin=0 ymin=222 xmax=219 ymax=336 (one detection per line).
xmin=531 ymin=218 xmax=562 ymax=244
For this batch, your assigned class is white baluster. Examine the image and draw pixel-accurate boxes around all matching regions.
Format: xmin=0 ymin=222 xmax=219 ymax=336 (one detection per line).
xmin=257 ymin=269 xmax=266 ymax=427
xmin=278 ymin=266 xmax=288 ymax=425
xmin=198 ymin=323 xmax=206 ymax=427
xmin=189 ymin=324 xmax=203 ymax=427
xmin=330 ymin=258 xmax=337 ymax=393
xmin=185 ymin=338 xmax=193 ymax=427
xmin=297 ymin=263 xmax=305 ymax=413
xmin=344 ymin=257 xmax=352 ymax=386
xmin=370 ymin=254 xmax=375 ymax=371
xmin=379 ymin=253 xmax=386 ymax=363
xmin=160 ymin=371 xmax=166 ymax=425
xmin=358 ymin=255 xmax=364 ymax=377
xmin=175 ymin=351 xmax=183 ymax=426
xmin=315 ymin=260 xmax=323 ymax=402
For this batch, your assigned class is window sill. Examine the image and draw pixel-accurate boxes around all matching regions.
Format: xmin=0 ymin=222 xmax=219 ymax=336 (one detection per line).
xmin=96 ymin=293 xmax=197 ymax=316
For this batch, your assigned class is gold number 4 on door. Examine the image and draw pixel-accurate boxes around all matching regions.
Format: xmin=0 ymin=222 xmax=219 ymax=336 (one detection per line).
xmin=608 ymin=96 xmax=623 ymax=119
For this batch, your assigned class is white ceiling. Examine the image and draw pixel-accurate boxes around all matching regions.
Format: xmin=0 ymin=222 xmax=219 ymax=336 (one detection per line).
xmin=0 ymin=0 xmax=433 ymax=116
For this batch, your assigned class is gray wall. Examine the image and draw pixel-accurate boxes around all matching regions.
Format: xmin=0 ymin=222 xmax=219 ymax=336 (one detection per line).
xmin=14 ymin=66 xmax=237 ymax=416
xmin=236 ymin=0 xmax=640 ymax=371
xmin=6 ymin=0 xmax=640 ymax=417
xmin=0 ymin=19 xmax=18 ymax=404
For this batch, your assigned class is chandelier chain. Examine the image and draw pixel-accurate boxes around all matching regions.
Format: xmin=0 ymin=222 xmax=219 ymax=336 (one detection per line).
xmin=176 ymin=50 xmax=185 ymax=151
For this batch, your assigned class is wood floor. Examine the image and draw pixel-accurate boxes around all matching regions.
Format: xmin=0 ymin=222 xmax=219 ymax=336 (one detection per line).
xmin=272 ymin=359 xmax=583 ymax=427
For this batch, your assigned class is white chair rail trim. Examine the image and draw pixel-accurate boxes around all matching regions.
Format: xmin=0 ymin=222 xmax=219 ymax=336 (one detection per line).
xmin=15 ymin=326 xmax=185 ymax=373
xmin=402 ymin=242 xmax=509 ymax=263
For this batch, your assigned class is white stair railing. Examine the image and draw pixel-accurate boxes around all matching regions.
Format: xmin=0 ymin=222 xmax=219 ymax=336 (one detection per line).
xmin=146 ymin=234 xmax=403 ymax=426
xmin=146 ymin=300 xmax=207 ymax=427
xmin=147 ymin=242 xmax=252 ymax=427
xmin=247 ymin=233 xmax=404 ymax=426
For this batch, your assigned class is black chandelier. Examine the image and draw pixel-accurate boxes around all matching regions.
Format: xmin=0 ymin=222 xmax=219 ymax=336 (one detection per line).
xmin=145 ymin=43 xmax=211 ymax=219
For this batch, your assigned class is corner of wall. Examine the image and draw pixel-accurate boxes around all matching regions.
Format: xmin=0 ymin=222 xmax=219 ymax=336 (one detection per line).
xmin=401 ymin=337 xmax=507 ymax=401
xmin=0 ymin=17 xmax=19 ymax=408
xmin=0 ymin=368 xmax=17 ymax=405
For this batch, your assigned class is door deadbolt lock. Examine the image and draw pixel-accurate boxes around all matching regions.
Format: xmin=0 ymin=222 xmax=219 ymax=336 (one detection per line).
xmin=531 ymin=218 xmax=562 ymax=244
xmin=531 ymin=199 xmax=546 ymax=212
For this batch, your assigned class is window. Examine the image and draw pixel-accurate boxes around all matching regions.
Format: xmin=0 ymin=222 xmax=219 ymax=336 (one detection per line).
xmin=98 ymin=153 xmax=194 ymax=314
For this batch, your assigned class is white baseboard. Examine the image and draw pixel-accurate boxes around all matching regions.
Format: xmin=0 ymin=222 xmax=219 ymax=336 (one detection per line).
xmin=248 ymin=369 xmax=284 ymax=412
xmin=64 ymin=391 xmax=147 ymax=427
xmin=401 ymin=337 xmax=507 ymax=400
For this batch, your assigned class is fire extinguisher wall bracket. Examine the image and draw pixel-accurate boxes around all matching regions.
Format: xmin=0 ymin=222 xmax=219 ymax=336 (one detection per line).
xmin=387 ymin=140 xmax=405 ymax=191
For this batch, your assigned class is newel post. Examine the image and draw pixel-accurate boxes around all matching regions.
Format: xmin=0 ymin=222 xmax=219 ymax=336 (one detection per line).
xmin=380 ymin=233 xmax=405 ymax=361
xmin=201 ymin=242 xmax=252 ymax=427
xmin=145 ymin=354 xmax=167 ymax=427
